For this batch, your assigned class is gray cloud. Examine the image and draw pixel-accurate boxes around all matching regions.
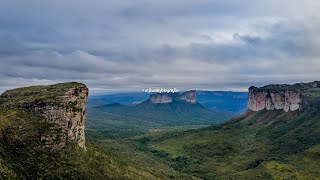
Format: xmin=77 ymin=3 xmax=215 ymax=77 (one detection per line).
xmin=0 ymin=0 xmax=320 ymax=94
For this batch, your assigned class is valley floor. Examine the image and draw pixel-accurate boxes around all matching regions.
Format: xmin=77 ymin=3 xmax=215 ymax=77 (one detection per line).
xmin=87 ymin=110 xmax=320 ymax=179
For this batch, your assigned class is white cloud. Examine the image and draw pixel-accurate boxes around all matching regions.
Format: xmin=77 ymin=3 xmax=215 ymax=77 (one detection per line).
xmin=0 ymin=0 xmax=319 ymax=93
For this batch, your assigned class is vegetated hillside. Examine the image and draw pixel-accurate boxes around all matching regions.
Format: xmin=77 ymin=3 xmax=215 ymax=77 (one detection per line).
xmin=0 ymin=83 xmax=193 ymax=179
xmin=135 ymin=82 xmax=320 ymax=179
xmin=86 ymin=90 xmax=246 ymax=142
xmin=0 ymin=109 xmax=151 ymax=179
xmin=5 ymin=81 xmax=319 ymax=179
xmin=0 ymin=109 xmax=189 ymax=180
xmin=86 ymin=101 xmax=232 ymax=139
xmin=137 ymin=109 xmax=320 ymax=179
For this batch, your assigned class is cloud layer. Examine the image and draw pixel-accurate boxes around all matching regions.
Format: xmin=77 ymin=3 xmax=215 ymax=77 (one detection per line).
xmin=0 ymin=0 xmax=320 ymax=93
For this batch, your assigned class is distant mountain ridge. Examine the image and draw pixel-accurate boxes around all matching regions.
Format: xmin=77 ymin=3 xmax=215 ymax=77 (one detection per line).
xmin=88 ymin=90 xmax=248 ymax=113
xmin=86 ymin=90 xmax=232 ymax=133
xmin=140 ymin=90 xmax=196 ymax=104
xmin=196 ymin=90 xmax=248 ymax=113
xmin=86 ymin=89 xmax=246 ymax=143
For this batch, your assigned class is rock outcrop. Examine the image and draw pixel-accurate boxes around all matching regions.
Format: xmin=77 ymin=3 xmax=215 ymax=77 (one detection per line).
xmin=145 ymin=90 xmax=197 ymax=104
xmin=149 ymin=93 xmax=175 ymax=103
xmin=0 ymin=82 xmax=88 ymax=148
xmin=248 ymin=81 xmax=320 ymax=112
xmin=175 ymin=90 xmax=197 ymax=103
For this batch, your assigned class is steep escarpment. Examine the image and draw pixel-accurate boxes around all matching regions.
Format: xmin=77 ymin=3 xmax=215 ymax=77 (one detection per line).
xmin=175 ymin=90 xmax=196 ymax=103
xmin=0 ymin=82 xmax=182 ymax=180
xmin=148 ymin=93 xmax=177 ymax=103
xmin=143 ymin=90 xmax=197 ymax=104
xmin=248 ymin=81 xmax=320 ymax=112
xmin=0 ymin=82 xmax=88 ymax=148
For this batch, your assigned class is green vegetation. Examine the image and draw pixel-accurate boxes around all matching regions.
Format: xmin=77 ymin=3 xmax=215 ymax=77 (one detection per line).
xmin=0 ymin=107 xmax=190 ymax=179
xmin=0 ymin=83 xmax=197 ymax=179
xmin=2 ymin=82 xmax=320 ymax=179
xmin=84 ymin=108 xmax=320 ymax=179
xmin=136 ymin=110 xmax=320 ymax=179
xmin=252 ymin=81 xmax=320 ymax=91
xmin=0 ymin=82 xmax=86 ymax=107
xmin=86 ymin=101 xmax=232 ymax=139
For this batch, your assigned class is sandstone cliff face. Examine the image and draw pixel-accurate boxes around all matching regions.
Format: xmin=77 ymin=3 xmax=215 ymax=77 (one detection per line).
xmin=0 ymin=82 xmax=88 ymax=148
xmin=248 ymin=88 xmax=301 ymax=112
xmin=146 ymin=90 xmax=196 ymax=104
xmin=175 ymin=90 xmax=196 ymax=103
xmin=149 ymin=93 xmax=174 ymax=103
xmin=248 ymin=81 xmax=320 ymax=112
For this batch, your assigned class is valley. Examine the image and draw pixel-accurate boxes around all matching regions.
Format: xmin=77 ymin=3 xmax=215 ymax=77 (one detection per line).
xmin=86 ymin=81 xmax=320 ymax=179
xmin=1 ymin=81 xmax=320 ymax=179
xmin=1 ymin=1 xmax=319 ymax=179
xmin=86 ymin=90 xmax=246 ymax=139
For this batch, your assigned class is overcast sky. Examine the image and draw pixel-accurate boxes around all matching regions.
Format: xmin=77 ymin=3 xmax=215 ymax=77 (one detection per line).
xmin=0 ymin=0 xmax=320 ymax=94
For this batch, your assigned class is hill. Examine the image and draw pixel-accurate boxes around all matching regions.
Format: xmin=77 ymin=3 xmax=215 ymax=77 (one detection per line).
xmin=3 ymin=81 xmax=320 ymax=179
xmin=87 ymin=91 xmax=248 ymax=113
xmin=86 ymin=91 xmax=232 ymax=139
xmin=128 ymin=81 xmax=320 ymax=179
xmin=0 ymin=82 xmax=193 ymax=179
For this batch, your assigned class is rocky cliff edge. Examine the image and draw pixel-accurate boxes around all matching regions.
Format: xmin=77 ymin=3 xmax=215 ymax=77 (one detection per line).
xmin=248 ymin=81 xmax=320 ymax=112
xmin=146 ymin=90 xmax=196 ymax=104
xmin=0 ymin=82 xmax=88 ymax=149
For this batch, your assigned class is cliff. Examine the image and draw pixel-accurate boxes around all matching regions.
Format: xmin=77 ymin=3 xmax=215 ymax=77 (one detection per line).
xmin=149 ymin=93 xmax=177 ymax=103
xmin=144 ymin=90 xmax=196 ymax=104
xmin=175 ymin=90 xmax=197 ymax=103
xmin=0 ymin=82 xmax=88 ymax=148
xmin=248 ymin=81 xmax=320 ymax=112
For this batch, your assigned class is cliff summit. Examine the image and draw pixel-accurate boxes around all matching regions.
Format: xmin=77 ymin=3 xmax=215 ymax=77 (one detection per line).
xmin=0 ymin=82 xmax=88 ymax=149
xmin=248 ymin=81 xmax=320 ymax=112
xmin=144 ymin=90 xmax=197 ymax=104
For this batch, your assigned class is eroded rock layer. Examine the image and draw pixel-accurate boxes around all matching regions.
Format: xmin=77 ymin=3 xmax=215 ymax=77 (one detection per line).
xmin=248 ymin=81 xmax=320 ymax=112
xmin=0 ymin=82 xmax=88 ymax=148
xmin=146 ymin=90 xmax=197 ymax=104
xmin=149 ymin=93 xmax=175 ymax=103
xmin=176 ymin=90 xmax=196 ymax=103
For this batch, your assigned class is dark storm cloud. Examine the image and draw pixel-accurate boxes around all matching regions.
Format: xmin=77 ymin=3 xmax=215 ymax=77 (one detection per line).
xmin=0 ymin=0 xmax=320 ymax=93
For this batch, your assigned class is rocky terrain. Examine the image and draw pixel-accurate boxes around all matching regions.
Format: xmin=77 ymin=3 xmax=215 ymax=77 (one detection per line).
xmin=175 ymin=90 xmax=197 ymax=103
xmin=248 ymin=81 xmax=320 ymax=112
xmin=0 ymin=82 xmax=178 ymax=179
xmin=144 ymin=81 xmax=320 ymax=179
xmin=1 ymin=81 xmax=320 ymax=179
xmin=0 ymin=82 xmax=88 ymax=148
xmin=144 ymin=90 xmax=197 ymax=104
xmin=148 ymin=93 xmax=177 ymax=103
